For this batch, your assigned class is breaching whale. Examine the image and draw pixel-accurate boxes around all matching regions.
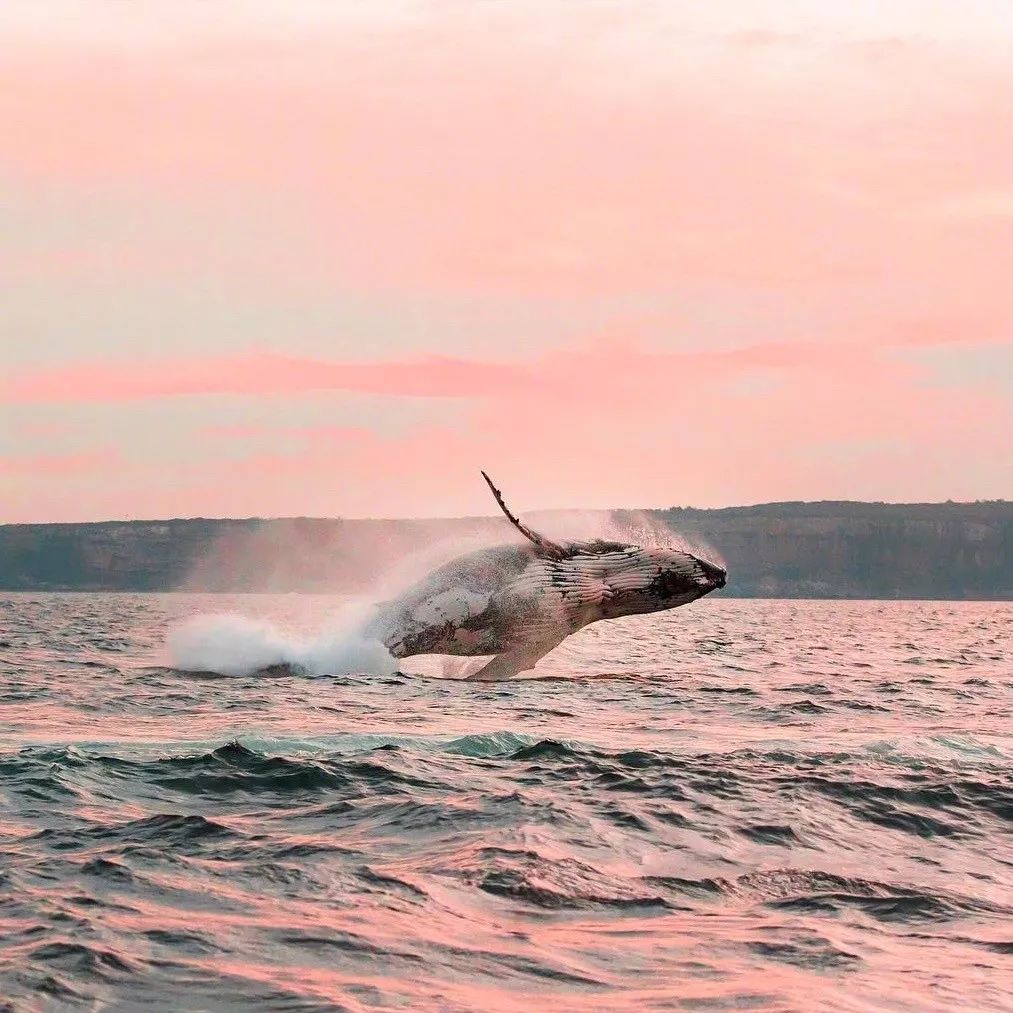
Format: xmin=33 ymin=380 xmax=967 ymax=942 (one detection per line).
xmin=365 ymin=473 xmax=727 ymax=680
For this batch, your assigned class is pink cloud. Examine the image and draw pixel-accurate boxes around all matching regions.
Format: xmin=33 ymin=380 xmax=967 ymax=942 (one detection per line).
xmin=6 ymin=335 xmax=1006 ymax=520
xmin=2 ymin=354 xmax=528 ymax=404
xmin=0 ymin=450 xmax=120 ymax=476
xmin=0 ymin=340 xmax=893 ymax=412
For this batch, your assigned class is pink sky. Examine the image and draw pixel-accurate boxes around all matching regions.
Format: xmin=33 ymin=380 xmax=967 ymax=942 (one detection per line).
xmin=2 ymin=1 xmax=1011 ymax=522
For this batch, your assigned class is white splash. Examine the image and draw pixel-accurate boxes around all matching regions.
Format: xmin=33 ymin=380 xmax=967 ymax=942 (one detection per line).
xmin=167 ymin=612 xmax=397 ymax=677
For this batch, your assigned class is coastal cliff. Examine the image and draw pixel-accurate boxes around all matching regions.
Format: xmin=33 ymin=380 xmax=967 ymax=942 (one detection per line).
xmin=1 ymin=502 xmax=1009 ymax=598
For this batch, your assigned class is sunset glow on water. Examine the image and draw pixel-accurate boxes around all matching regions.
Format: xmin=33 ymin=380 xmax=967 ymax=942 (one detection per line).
xmin=1 ymin=594 xmax=1009 ymax=1009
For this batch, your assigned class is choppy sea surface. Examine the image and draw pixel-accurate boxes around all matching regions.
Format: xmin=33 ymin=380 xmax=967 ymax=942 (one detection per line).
xmin=0 ymin=593 xmax=1010 ymax=1012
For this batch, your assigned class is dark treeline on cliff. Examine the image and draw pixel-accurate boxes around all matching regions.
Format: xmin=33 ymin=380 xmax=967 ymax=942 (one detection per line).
xmin=0 ymin=501 xmax=1009 ymax=599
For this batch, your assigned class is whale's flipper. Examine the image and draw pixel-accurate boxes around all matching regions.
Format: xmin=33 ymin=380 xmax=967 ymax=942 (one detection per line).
xmin=481 ymin=471 xmax=566 ymax=560
xmin=463 ymin=633 xmax=565 ymax=681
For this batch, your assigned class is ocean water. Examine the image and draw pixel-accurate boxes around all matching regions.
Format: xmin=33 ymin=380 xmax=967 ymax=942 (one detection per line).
xmin=0 ymin=593 xmax=1010 ymax=1012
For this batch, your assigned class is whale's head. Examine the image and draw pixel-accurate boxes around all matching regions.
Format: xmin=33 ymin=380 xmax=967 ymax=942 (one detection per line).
xmin=654 ymin=550 xmax=727 ymax=599
xmin=562 ymin=541 xmax=726 ymax=620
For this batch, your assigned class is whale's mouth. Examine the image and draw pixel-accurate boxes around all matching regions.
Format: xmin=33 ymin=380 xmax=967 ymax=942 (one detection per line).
xmin=699 ymin=559 xmax=727 ymax=591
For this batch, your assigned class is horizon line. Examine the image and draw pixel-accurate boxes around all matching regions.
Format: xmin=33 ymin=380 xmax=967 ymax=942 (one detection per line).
xmin=2 ymin=497 xmax=1009 ymax=529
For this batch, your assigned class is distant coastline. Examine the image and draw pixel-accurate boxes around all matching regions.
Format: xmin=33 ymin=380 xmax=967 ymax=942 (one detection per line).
xmin=1 ymin=501 xmax=1010 ymax=599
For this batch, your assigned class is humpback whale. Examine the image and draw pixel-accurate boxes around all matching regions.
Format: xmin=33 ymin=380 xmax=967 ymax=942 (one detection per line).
xmin=366 ymin=473 xmax=727 ymax=680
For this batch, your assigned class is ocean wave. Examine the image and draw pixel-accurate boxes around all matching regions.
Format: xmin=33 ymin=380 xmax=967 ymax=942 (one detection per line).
xmin=2 ymin=593 xmax=1010 ymax=1010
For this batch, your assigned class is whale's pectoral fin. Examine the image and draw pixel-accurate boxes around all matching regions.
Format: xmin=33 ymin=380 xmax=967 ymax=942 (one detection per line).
xmin=481 ymin=470 xmax=566 ymax=560
xmin=464 ymin=635 xmax=564 ymax=681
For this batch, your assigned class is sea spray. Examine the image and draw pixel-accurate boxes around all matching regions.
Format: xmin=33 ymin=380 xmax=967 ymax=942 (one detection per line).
xmin=167 ymin=612 xmax=397 ymax=677
xmin=164 ymin=529 xmax=507 ymax=678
